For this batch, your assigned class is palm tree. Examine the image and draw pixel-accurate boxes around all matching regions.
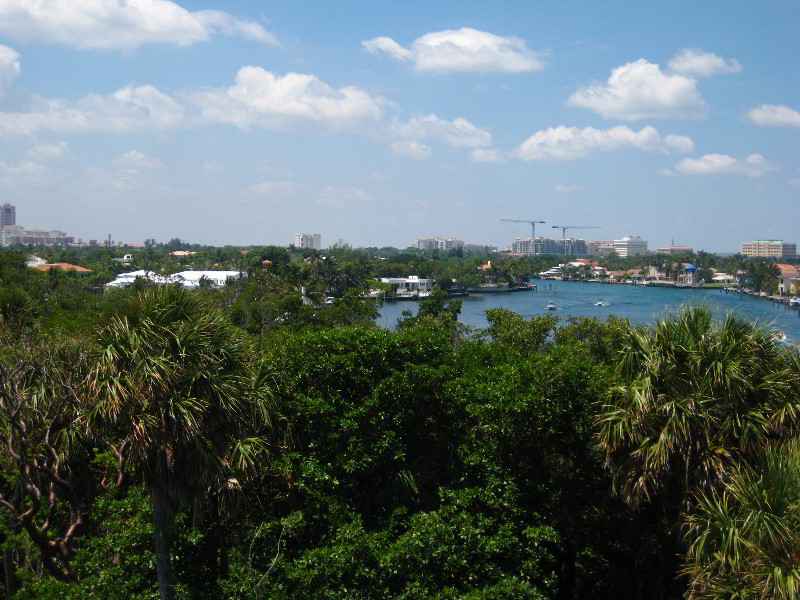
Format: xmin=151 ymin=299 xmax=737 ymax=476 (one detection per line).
xmin=596 ymin=307 xmax=800 ymax=592
xmin=684 ymin=441 xmax=800 ymax=600
xmin=88 ymin=286 xmax=272 ymax=600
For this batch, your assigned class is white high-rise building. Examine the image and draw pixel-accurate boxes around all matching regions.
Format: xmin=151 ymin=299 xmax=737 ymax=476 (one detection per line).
xmin=294 ymin=233 xmax=321 ymax=250
xmin=613 ymin=236 xmax=648 ymax=257
xmin=416 ymin=237 xmax=464 ymax=252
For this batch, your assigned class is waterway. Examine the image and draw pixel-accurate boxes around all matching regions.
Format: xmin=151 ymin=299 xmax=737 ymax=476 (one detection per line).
xmin=377 ymin=281 xmax=800 ymax=342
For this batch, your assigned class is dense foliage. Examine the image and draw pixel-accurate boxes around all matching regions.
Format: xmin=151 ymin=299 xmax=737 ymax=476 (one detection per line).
xmin=0 ymin=246 xmax=798 ymax=599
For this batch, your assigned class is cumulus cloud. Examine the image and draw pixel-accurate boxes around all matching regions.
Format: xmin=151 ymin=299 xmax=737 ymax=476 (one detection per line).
xmin=469 ymin=148 xmax=506 ymax=163
xmin=663 ymin=134 xmax=694 ymax=153
xmin=0 ymin=0 xmax=277 ymax=50
xmin=568 ymin=59 xmax=707 ymax=120
xmin=790 ymin=178 xmax=800 ymax=186
xmin=746 ymin=104 xmax=800 ymax=128
xmin=0 ymin=44 xmax=20 ymax=95
xmin=362 ymin=27 xmax=545 ymax=73
xmin=673 ymin=153 xmax=775 ymax=176
xmin=667 ymin=49 xmax=741 ymax=77
xmin=0 ymin=83 xmax=184 ymax=135
xmin=391 ymin=141 xmax=432 ymax=159
xmin=516 ymin=125 xmax=692 ymax=161
xmin=388 ymin=114 xmax=491 ymax=148
xmin=190 ymin=67 xmax=383 ymax=130
xmin=26 ymin=141 xmax=68 ymax=160
xmin=554 ymin=184 xmax=581 ymax=192
xmin=315 ymin=185 xmax=372 ymax=207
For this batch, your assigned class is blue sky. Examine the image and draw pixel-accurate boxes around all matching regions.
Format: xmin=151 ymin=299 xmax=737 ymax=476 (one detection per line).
xmin=0 ymin=0 xmax=798 ymax=250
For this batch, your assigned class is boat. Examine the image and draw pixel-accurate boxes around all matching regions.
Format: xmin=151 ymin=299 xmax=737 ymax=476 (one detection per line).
xmin=772 ymin=331 xmax=788 ymax=342
xmin=594 ymin=300 xmax=607 ymax=307
xmin=789 ymin=297 xmax=800 ymax=308
xmin=546 ymin=302 xmax=557 ymax=311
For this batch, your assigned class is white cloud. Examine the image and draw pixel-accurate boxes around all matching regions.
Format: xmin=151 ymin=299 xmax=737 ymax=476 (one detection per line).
xmin=251 ymin=180 xmax=293 ymax=194
xmin=554 ymin=184 xmax=581 ymax=192
xmin=115 ymin=149 xmax=162 ymax=170
xmin=568 ymin=59 xmax=707 ymax=120
xmin=0 ymin=0 xmax=277 ymax=50
xmin=27 ymin=141 xmax=67 ymax=160
xmin=315 ymin=185 xmax=372 ymax=207
xmin=391 ymin=141 xmax=432 ymax=159
xmin=667 ymin=49 xmax=741 ymax=77
xmin=789 ymin=178 xmax=800 ymax=186
xmin=663 ymin=134 xmax=694 ymax=153
xmin=362 ymin=28 xmax=545 ymax=73
xmin=470 ymin=148 xmax=506 ymax=163
xmin=190 ymin=67 xmax=383 ymax=130
xmin=746 ymin=104 xmax=800 ymax=128
xmin=516 ymin=125 xmax=691 ymax=161
xmin=0 ymin=83 xmax=184 ymax=135
xmin=0 ymin=44 xmax=20 ymax=95
xmin=388 ymin=114 xmax=491 ymax=148
xmin=673 ymin=153 xmax=775 ymax=176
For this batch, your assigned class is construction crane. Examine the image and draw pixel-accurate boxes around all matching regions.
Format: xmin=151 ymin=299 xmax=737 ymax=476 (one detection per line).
xmin=551 ymin=225 xmax=601 ymax=255
xmin=501 ymin=219 xmax=546 ymax=255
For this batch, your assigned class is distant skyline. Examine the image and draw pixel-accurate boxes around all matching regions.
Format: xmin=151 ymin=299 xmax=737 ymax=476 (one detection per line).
xmin=0 ymin=1 xmax=798 ymax=251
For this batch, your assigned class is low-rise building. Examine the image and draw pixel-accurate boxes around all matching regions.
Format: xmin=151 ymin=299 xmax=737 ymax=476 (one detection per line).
xmin=106 ymin=270 xmax=246 ymax=290
xmin=656 ymin=245 xmax=694 ymax=255
xmin=613 ymin=236 xmax=648 ymax=257
xmin=1 ymin=226 xmax=74 ymax=247
xmin=741 ymin=240 xmax=796 ymax=258
xmin=776 ymin=264 xmax=800 ymax=294
xmin=35 ymin=262 xmax=92 ymax=274
xmin=380 ymin=275 xmax=434 ymax=294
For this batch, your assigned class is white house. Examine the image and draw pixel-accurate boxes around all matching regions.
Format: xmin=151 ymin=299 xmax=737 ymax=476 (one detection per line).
xmin=380 ymin=275 xmax=434 ymax=293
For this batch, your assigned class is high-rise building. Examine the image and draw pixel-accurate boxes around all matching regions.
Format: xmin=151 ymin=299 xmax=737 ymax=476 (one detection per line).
xmin=0 ymin=203 xmax=15 ymax=227
xmin=511 ymin=237 xmax=587 ymax=256
xmin=416 ymin=237 xmax=464 ymax=252
xmin=613 ymin=236 xmax=648 ymax=257
xmin=741 ymin=240 xmax=796 ymax=258
xmin=294 ymin=233 xmax=321 ymax=250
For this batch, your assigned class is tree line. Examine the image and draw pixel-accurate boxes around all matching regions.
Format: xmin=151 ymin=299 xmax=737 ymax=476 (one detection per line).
xmin=0 ymin=247 xmax=797 ymax=599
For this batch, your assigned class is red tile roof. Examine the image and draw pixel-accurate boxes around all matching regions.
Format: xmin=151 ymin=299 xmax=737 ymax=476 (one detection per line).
xmin=36 ymin=263 xmax=92 ymax=273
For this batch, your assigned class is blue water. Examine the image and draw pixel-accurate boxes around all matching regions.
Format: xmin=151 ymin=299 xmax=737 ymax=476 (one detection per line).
xmin=378 ymin=281 xmax=800 ymax=341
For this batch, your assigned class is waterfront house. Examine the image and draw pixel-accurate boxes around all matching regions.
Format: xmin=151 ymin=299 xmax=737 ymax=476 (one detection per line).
xmin=379 ymin=275 xmax=434 ymax=294
xmin=777 ymin=264 xmax=800 ymax=294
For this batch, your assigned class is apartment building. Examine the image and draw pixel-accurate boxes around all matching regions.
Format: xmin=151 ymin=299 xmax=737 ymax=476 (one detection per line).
xmin=416 ymin=237 xmax=464 ymax=252
xmin=511 ymin=237 xmax=588 ymax=256
xmin=586 ymin=240 xmax=615 ymax=255
xmin=613 ymin=236 xmax=648 ymax=257
xmin=741 ymin=240 xmax=796 ymax=259
xmin=294 ymin=233 xmax=321 ymax=250
xmin=1 ymin=226 xmax=74 ymax=247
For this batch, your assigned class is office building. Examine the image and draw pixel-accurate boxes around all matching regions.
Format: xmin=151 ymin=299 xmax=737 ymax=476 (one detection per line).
xmin=295 ymin=233 xmax=321 ymax=250
xmin=416 ymin=237 xmax=464 ymax=252
xmin=0 ymin=203 xmax=15 ymax=227
xmin=613 ymin=236 xmax=648 ymax=257
xmin=586 ymin=240 xmax=615 ymax=256
xmin=511 ymin=237 xmax=588 ymax=256
xmin=741 ymin=240 xmax=796 ymax=259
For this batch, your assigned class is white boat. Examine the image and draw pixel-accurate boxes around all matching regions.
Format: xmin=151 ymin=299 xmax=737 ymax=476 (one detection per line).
xmin=594 ymin=301 xmax=607 ymax=307
xmin=546 ymin=302 xmax=557 ymax=310
xmin=773 ymin=331 xmax=788 ymax=342
xmin=789 ymin=297 xmax=800 ymax=308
